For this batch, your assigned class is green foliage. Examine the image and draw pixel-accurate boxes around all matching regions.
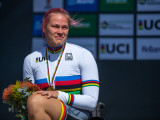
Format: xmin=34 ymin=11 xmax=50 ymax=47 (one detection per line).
xmin=2 ymin=78 xmax=35 ymax=120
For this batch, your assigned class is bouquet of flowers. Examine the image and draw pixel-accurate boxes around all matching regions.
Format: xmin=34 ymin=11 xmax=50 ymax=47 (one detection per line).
xmin=2 ymin=78 xmax=42 ymax=120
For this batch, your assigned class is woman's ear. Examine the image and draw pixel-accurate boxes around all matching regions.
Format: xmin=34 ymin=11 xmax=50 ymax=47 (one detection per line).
xmin=42 ymin=26 xmax=46 ymax=34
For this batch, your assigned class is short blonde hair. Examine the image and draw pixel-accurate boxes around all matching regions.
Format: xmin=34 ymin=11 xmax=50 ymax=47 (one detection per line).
xmin=42 ymin=8 xmax=80 ymax=34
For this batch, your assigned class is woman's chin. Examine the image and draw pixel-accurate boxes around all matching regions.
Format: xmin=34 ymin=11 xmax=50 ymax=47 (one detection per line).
xmin=53 ymin=42 xmax=64 ymax=47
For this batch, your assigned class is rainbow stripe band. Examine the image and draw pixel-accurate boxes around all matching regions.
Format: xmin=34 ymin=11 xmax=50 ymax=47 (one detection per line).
xmin=47 ymin=44 xmax=63 ymax=54
xmin=54 ymin=75 xmax=82 ymax=94
xmin=82 ymin=80 xmax=99 ymax=87
xmin=67 ymin=94 xmax=74 ymax=106
xmin=35 ymin=78 xmax=49 ymax=89
xmin=36 ymin=58 xmax=38 ymax=62
xmin=59 ymin=101 xmax=66 ymax=120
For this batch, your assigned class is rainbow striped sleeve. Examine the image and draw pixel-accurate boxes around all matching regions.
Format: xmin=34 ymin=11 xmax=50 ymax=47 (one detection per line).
xmin=67 ymin=94 xmax=74 ymax=106
xmin=59 ymin=100 xmax=66 ymax=120
xmin=82 ymin=80 xmax=99 ymax=87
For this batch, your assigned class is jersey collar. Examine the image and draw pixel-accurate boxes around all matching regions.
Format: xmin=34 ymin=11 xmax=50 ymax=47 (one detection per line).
xmin=47 ymin=44 xmax=63 ymax=54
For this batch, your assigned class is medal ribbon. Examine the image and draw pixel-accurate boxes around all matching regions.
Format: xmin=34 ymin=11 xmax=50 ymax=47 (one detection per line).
xmin=46 ymin=43 xmax=66 ymax=87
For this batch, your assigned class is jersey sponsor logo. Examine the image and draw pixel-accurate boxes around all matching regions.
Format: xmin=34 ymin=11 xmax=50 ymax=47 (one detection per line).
xmin=36 ymin=55 xmax=50 ymax=62
xmin=65 ymin=53 xmax=73 ymax=60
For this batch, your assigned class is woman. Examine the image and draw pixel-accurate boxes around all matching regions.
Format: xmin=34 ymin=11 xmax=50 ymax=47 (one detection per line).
xmin=23 ymin=8 xmax=99 ymax=120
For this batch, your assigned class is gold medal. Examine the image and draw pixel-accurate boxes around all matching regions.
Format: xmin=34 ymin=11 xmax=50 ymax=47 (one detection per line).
xmin=46 ymin=86 xmax=55 ymax=91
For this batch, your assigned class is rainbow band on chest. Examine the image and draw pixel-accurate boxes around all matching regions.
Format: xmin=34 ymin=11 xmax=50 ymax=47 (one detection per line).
xmin=47 ymin=44 xmax=63 ymax=54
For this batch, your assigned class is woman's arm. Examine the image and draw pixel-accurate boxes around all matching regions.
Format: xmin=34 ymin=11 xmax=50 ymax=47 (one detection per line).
xmin=58 ymin=50 xmax=99 ymax=111
xmin=23 ymin=55 xmax=34 ymax=83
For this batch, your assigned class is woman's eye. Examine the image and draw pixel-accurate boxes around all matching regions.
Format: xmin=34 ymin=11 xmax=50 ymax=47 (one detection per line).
xmin=52 ymin=25 xmax=58 ymax=28
xmin=62 ymin=26 xmax=68 ymax=30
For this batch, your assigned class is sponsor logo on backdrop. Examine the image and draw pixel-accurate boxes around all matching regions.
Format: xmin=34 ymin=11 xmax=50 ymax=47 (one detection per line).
xmin=34 ymin=21 xmax=41 ymax=31
xmin=66 ymin=0 xmax=97 ymax=11
xmin=137 ymin=0 xmax=160 ymax=11
xmin=138 ymin=0 xmax=147 ymax=4
xmin=142 ymin=46 xmax=160 ymax=53
xmin=100 ymin=21 xmax=108 ymax=29
xmin=105 ymin=0 xmax=128 ymax=4
xmin=138 ymin=19 xmax=160 ymax=30
xmin=33 ymin=0 xmax=63 ymax=12
xmin=100 ymin=20 xmax=132 ymax=30
xmin=99 ymin=0 xmax=134 ymax=12
xmin=138 ymin=0 xmax=160 ymax=5
xmin=99 ymin=14 xmax=134 ymax=36
xmin=33 ymin=15 xmax=44 ymax=36
xmin=68 ymin=0 xmax=95 ymax=5
xmin=99 ymin=38 xmax=133 ymax=60
xmin=100 ymin=43 xmax=130 ymax=54
xmin=137 ymin=14 xmax=160 ymax=35
xmin=137 ymin=38 xmax=160 ymax=60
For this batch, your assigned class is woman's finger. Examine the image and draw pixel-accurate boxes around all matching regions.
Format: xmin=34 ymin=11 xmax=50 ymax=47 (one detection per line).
xmin=36 ymin=91 xmax=44 ymax=94
xmin=47 ymin=94 xmax=52 ymax=99
xmin=41 ymin=92 xmax=48 ymax=96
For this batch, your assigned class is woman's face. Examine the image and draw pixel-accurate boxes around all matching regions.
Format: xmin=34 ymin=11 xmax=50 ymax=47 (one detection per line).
xmin=44 ymin=13 xmax=69 ymax=48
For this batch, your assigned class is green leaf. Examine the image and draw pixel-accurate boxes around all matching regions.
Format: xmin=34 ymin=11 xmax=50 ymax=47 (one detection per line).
xmin=24 ymin=77 xmax=32 ymax=83
xmin=23 ymin=87 xmax=28 ymax=92
xmin=17 ymin=88 xmax=23 ymax=93
xmin=15 ymin=114 xmax=22 ymax=118
xmin=22 ymin=105 xmax=26 ymax=109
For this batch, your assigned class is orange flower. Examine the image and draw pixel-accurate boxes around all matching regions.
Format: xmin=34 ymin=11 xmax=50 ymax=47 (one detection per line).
xmin=2 ymin=80 xmax=42 ymax=119
xmin=2 ymin=84 xmax=14 ymax=101
xmin=20 ymin=81 xmax=41 ymax=92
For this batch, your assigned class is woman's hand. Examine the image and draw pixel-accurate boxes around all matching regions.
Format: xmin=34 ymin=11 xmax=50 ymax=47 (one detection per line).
xmin=35 ymin=90 xmax=58 ymax=99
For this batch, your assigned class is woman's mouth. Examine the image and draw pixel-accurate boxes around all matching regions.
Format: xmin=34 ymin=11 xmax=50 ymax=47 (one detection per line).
xmin=55 ymin=36 xmax=64 ymax=39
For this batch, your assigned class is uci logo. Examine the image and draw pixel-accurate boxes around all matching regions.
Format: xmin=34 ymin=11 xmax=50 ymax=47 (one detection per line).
xmin=138 ymin=19 xmax=160 ymax=30
xmin=36 ymin=55 xmax=50 ymax=63
xmin=101 ymin=43 xmax=130 ymax=54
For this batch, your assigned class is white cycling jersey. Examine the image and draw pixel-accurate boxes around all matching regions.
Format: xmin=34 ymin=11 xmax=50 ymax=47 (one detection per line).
xmin=23 ymin=42 xmax=99 ymax=111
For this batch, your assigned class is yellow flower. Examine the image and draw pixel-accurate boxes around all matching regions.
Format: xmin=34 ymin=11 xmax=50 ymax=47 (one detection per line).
xmin=12 ymin=81 xmax=22 ymax=102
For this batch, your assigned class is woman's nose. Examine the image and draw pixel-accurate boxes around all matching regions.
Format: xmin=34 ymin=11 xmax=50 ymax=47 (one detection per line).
xmin=57 ymin=28 xmax=63 ymax=33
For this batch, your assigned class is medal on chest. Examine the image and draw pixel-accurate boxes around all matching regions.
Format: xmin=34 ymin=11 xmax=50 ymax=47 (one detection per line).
xmin=46 ymin=86 xmax=55 ymax=91
xmin=46 ymin=43 xmax=66 ymax=90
